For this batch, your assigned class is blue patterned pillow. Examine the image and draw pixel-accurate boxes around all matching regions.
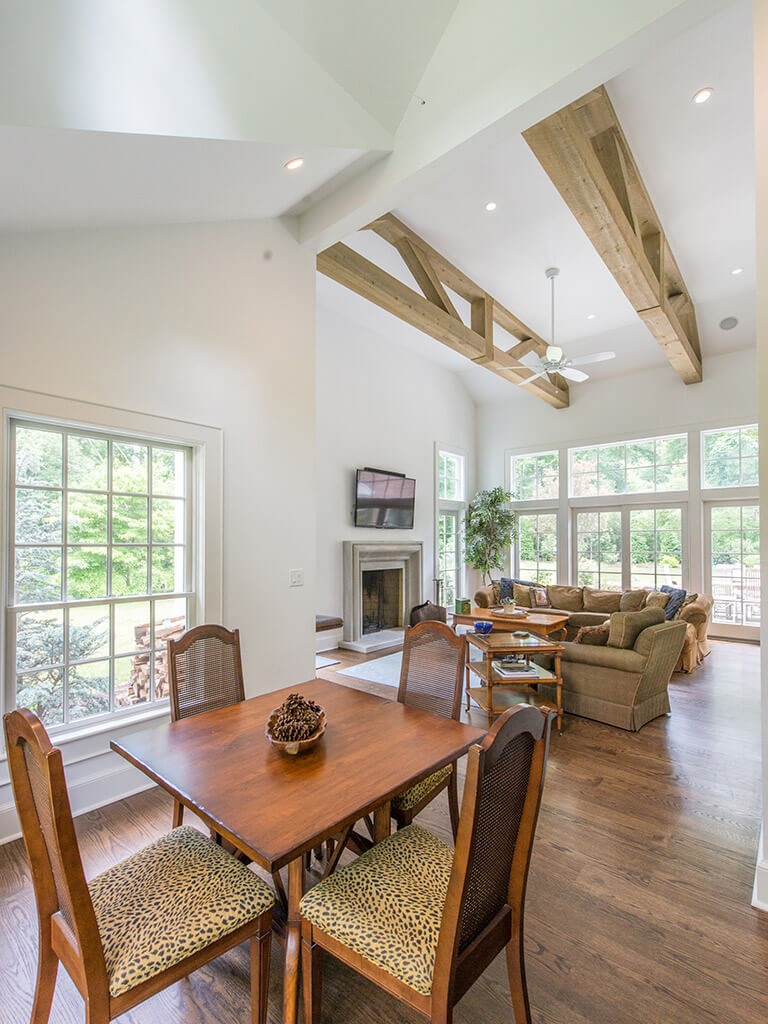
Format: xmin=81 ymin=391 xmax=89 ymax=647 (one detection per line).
xmin=660 ymin=585 xmax=686 ymax=620
xmin=500 ymin=577 xmax=537 ymax=601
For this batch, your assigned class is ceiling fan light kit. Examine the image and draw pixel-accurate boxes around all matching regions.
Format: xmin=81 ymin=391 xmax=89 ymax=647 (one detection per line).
xmin=519 ymin=269 xmax=616 ymax=388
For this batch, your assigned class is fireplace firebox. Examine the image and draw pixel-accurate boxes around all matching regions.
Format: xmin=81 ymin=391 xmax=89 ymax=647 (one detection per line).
xmin=362 ymin=568 xmax=403 ymax=634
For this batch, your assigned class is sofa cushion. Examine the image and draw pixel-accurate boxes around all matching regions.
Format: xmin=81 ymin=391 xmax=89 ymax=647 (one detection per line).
xmin=620 ymin=589 xmax=647 ymax=612
xmin=607 ymin=606 xmax=666 ymax=649
xmin=573 ymin=622 xmax=610 ymax=646
xmin=566 ymin=611 xmax=610 ymax=626
xmin=547 ymin=585 xmax=584 ymax=611
xmin=562 ymin=642 xmax=647 ymax=674
xmin=660 ymin=585 xmax=686 ymax=619
xmin=583 ymin=587 xmax=622 ymax=613
xmin=513 ymin=583 xmax=532 ymax=607
xmin=645 ymin=590 xmax=670 ymax=611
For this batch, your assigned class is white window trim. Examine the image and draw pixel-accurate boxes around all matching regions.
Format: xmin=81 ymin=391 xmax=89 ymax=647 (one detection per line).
xmin=0 ymin=385 xmax=223 ymax=755
xmin=434 ymin=443 xmax=467 ymax=606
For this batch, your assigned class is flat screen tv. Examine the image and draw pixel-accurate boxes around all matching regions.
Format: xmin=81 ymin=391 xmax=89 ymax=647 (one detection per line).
xmin=354 ymin=468 xmax=415 ymax=529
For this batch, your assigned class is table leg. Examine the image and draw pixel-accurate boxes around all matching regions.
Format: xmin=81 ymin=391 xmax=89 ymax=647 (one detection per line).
xmin=374 ymin=800 xmax=391 ymax=843
xmin=465 ymin=657 xmax=471 ymax=712
xmin=283 ymin=856 xmax=304 ymax=1024
xmin=555 ymin=651 xmax=563 ymax=734
xmin=486 ymin=654 xmax=493 ymax=727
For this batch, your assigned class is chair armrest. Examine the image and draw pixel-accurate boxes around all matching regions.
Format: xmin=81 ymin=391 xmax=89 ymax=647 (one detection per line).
xmin=473 ymin=586 xmax=495 ymax=609
xmin=679 ymin=601 xmax=708 ymax=626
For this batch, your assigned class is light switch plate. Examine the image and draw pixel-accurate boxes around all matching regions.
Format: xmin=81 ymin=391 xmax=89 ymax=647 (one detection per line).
xmin=289 ymin=568 xmax=304 ymax=588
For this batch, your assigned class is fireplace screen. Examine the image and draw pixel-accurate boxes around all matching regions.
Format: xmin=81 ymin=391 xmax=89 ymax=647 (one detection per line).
xmin=361 ymin=568 xmax=403 ymax=634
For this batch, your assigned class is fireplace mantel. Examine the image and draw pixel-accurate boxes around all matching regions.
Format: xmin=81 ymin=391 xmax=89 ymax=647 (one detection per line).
xmin=341 ymin=541 xmax=423 ymax=652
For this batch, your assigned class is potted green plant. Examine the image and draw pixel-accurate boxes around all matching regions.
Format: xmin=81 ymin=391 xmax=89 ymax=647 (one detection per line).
xmin=463 ymin=486 xmax=518 ymax=586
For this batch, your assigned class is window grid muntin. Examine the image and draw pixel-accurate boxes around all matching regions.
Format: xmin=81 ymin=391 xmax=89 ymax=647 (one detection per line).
xmin=569 ymin=433 xmax=688 ymax=498
xmin=701 ymin=425 xmax=759 ymax=489
xmin=9 ymin=419 xmax=193 ymax=730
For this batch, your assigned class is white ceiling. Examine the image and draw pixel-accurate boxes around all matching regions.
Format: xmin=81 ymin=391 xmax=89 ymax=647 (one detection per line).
xmin=319 ymin=0 xmax=755 ymax=405
xmin=0 ymin=125 xmax=370 ymax=230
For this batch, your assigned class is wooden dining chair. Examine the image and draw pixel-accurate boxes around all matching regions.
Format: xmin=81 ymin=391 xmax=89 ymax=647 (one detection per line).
xmin=300 ymin=703 xmax=554 ymax=1024
xmin=167 ymin=623 xmax=245 ymax=828
xmin=392 ymin=620 xmax=466 ymax=839
xmin=4 ymin=708 xmax=274 ymax=1024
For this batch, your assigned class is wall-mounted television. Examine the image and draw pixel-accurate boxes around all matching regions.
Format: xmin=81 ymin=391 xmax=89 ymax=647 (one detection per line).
xmin=354 ymin=468 xmax=415 ymax=529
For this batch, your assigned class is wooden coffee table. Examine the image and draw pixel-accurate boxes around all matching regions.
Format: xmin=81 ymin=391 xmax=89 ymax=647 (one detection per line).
xmin=453 ymin=606 xmax=568 ymax=636
xmin=465 ymin=631 xmax=564 ymax=732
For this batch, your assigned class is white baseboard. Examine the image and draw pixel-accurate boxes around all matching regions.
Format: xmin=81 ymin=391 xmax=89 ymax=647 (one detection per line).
xmin=752 ymin=827 xmax=768 ymax=911
xmin=315 ymin=628 xmax=342 ymax=653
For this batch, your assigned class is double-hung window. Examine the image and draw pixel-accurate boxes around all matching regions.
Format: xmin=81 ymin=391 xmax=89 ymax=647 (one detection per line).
xmin=7 ymin=419 xmax=195 ymax=731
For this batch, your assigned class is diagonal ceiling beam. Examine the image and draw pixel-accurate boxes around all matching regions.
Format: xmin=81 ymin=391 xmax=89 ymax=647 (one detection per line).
xmin=523 ymin=85 xmax=702 ymax=385
xmin=317 ymin=233 xmax=569 ymax=409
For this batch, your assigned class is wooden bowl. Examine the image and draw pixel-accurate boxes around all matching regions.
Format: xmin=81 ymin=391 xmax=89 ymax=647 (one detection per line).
xmin=265 ymin=707 xmax=327 ymax=756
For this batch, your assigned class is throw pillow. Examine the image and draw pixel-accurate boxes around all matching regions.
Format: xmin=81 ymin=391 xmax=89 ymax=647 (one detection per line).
xmin=674 ymin=592 xmax=699 ymax=619
xmin=645 ymin=590 xmax=670 ymax=611
xmin=660 ymin=585 xmax=686 ymax=620
xmin=573 ymin=622 xmax=610 ymax=646
xmin=607 ymin=606 xmax=666 ymax=649
xmin=619 ymin=589 xmax=646 ymax=612
xmin=500 ymin=577 xmax=535 ymax=602
xmin=547 ymin=585 xmax=584 ymax=611
xmin=530 ymin=585 xmax=550 ymax=608
xmin=513 ymin=582 xmax=532 ymax=607
xmin=583 ymin=587 xmax=622 ymax=613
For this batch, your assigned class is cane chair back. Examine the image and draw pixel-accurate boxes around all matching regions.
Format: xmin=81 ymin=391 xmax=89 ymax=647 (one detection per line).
xmin=4 ymin=709 xmax=109 ymax=984
xmin=432 ymin=703 xmax=552 ymax=1009
xmin=397 ymin=620 xmax=465 ymax=720
xmin=168 ymin=624 xmax=245 ymax=722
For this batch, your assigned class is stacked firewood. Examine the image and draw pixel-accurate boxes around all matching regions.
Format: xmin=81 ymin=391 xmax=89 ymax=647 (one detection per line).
xmin=115 ymin=615 xmax=186 ymax=707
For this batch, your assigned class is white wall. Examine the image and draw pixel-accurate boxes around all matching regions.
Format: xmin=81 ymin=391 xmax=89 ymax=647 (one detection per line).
xmin=477 ymin=349 xmax=758 ymax=486
xmin=0 ymin=219 xmax=317 ymax=842
xmin=315 ymin=302 xmax=477 ymax=646
xmin=753 ymin=0 xmax=768 ymax=912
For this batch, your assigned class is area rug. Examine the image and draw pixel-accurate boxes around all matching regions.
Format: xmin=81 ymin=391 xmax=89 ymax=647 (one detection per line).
xmin=338 ymin=650 xmax=403 ymax=686
xmin=315 ymin=654 xmax=341 ymax=669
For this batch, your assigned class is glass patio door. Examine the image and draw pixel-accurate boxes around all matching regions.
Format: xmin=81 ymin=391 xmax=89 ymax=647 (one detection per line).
xmin=705 ymin=502 xmax=760 ymax=639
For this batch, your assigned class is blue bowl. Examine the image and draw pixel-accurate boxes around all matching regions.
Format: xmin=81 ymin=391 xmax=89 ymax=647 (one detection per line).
xmin=473 ymin=620 xmax=494 ymax=634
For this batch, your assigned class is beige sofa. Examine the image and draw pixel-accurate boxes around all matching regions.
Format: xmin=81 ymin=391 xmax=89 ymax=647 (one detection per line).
xmin=473 ymin=582 xmax=713 ymax=673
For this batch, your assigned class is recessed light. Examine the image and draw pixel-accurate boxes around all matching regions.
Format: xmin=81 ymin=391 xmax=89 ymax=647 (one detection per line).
xmin=719 ymin=316 xmax=738 ymax=331
xmin=284 ymin=157 xmax=304 ymax=170
xmin=693 ymin=87 xmax=713 ymax=104
xmin=731 ymin=267 xmax=744 ymax=275
xmin=586 ymin=313 xmax=596 ymax=320
xmin=485 ymin=201 xmax=497 ymax=212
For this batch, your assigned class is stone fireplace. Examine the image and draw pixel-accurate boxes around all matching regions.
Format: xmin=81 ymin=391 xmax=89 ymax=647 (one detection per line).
xmin=341 ymin=541 xmax=423 ymax=652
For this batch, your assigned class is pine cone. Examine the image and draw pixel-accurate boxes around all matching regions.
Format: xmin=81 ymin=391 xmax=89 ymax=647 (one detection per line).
xmin=272 ymin=693 xmax=321 ymax=742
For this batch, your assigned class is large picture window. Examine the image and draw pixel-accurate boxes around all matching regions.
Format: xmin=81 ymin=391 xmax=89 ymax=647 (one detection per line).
xmin=517 ymin=513 xmax=558 ymax=584
xmin=510 ymin=450 xmax=559 ymax=501
xmin=709 ymin=504 xmax=760 ymax=627
xmin=570 ymin=434 xmax=687 ymax=497
xmin=8 ymin=420 xmax=194 ymax=730
xmin=702 ymin=425 xmax=758 ymax=488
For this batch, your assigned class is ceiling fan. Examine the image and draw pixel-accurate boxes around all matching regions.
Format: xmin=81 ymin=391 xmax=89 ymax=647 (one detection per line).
xmin=519 ymin=268 xmax=615 ymax=385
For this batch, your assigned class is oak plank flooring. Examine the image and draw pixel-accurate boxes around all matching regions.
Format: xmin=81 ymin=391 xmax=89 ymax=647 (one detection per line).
xmin=0 ymin=640 xmax=766 ymax=1023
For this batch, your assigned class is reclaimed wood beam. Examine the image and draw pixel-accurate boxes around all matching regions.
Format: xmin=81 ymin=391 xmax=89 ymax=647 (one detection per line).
xmin=523 ymin=85 xmax=702 ymax=385
xmin=317 ymin=241 xmax=569 ymax=409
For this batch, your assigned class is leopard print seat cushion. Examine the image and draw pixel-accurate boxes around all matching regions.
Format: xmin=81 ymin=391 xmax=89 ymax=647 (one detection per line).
xmin=392 ymin=763 xmax=453 ymax=812
xmin=88 ymin=826 xmax=274 ymax=997
xmin=300 ymin=824 xmax=453 ymax=995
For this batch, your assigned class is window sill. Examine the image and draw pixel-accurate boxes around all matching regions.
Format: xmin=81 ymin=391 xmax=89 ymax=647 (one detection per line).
xmin=0 ymin=703 xmax=170 ymax=764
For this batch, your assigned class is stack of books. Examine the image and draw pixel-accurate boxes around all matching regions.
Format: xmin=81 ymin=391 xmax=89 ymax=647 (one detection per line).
xmin=492 ymin=660 xmax=539 ymax=679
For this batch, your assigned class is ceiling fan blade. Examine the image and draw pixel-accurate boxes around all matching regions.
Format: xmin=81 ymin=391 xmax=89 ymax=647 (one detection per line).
xmin=520 ymin=369 xmax=549 ymax=386
xmin=559 ymin=366 xmax=590 ymax=383
xmin=570 ymin=350 xmax=616 ymax=367
xmin=517 ymin=350 xmax=542 ymax=368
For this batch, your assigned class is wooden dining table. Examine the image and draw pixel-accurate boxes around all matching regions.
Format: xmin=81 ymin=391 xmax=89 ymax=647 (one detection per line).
xmin=111 ymin=676 xmax=484 ymax=1024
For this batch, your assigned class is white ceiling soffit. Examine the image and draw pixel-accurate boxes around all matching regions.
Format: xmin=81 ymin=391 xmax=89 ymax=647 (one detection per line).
xmin=0 ymin=124 xmax=369 ymax=230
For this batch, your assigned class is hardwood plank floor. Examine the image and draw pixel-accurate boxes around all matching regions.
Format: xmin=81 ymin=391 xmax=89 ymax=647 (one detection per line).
xmin=0 ymin=640 xmax=765 ymax=1023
